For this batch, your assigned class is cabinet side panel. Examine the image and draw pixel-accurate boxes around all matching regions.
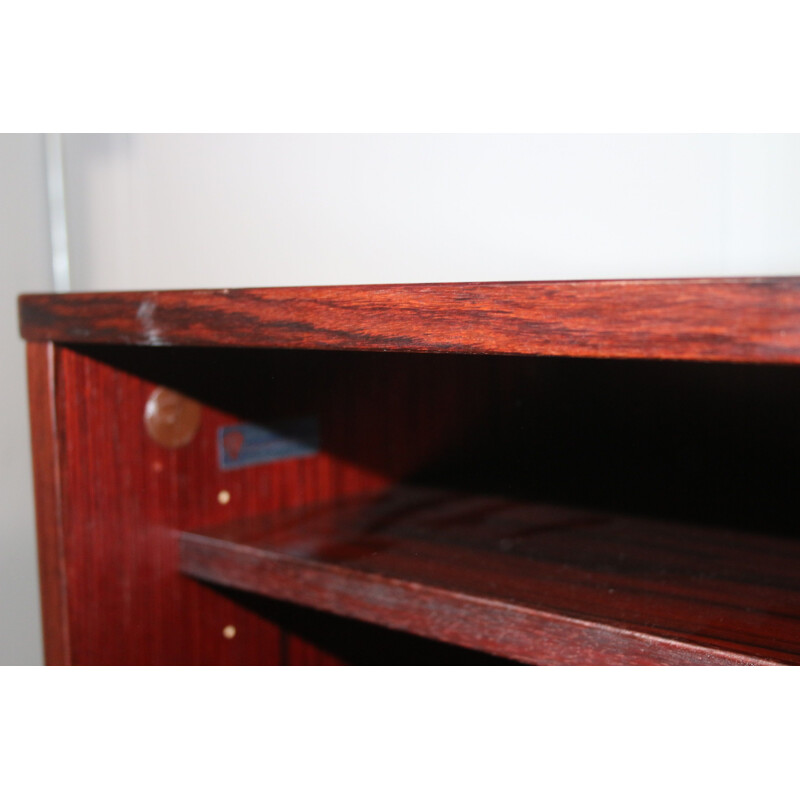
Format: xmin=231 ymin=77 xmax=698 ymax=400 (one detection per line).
xmin=49 ymin=345 xmax=516 ymax=664
xmin=26 ymin=342 xmax=71 ymax=665
xmin=54 ymin=347 xmax=289 ymax=664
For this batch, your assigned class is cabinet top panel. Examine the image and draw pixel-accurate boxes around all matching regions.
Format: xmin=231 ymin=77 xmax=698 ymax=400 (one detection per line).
xmin=18 ymin=278 xmax=800 ymax=363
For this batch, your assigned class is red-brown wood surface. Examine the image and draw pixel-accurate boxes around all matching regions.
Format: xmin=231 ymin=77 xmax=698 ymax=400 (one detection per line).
xmin=18 ymin=277 xmax=800 ymax=363
xmin=54 ymin=346 xmax=287 ymax=664
xmin=180 ymin=486 xmax=800 ymax=665
xmin=26 ymin=343 xmax=71 ymax=664
xmin=22 ymin=282 xmax=800 ymax=665
xmin=35 ymin=345 xmax=509 ymax=664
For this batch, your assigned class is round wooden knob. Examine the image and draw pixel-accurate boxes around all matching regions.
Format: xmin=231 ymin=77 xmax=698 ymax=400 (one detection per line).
xmin=144 ymin=387 xmax=202 ymax=448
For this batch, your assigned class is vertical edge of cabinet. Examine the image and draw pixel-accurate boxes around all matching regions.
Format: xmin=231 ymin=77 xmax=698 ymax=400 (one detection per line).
xmin=26 ymin=342 xmax=71 ymax=665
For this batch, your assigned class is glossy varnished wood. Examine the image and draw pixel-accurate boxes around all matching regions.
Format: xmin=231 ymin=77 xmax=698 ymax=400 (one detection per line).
xmin=180 ymin=486 xmax=800 ymax=666
xmin=52 ymin=346 xmax=288 ymax=663
xmin=19 ymin=278 xmax=800 ymax=363
xmin=26 ymin=343 xmax=71 ymax=664
xmin=33 ymin=345 xmax=510 ymax=664
xmin=21 ymin=279 xmax=800 ymax=665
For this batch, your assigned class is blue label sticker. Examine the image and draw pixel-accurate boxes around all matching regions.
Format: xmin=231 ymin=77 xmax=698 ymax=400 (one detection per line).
xmin=217 ymin=417 xmax=320 ymax=470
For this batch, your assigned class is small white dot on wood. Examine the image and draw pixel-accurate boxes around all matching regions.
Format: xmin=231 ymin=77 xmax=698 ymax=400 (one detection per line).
xmin=217 ymin=489 xmax=231 ymax=505
xmin=223 ymin=625 xmax=236 ymax=639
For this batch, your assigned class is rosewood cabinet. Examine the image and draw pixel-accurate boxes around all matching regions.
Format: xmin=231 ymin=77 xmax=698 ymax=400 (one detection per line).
xmin=19 ymin=279 xmax=800 ymax=665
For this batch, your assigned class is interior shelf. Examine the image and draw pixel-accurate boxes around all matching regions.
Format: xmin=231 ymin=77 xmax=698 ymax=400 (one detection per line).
xmin=179 ymin=485 xmax=800 ymax=666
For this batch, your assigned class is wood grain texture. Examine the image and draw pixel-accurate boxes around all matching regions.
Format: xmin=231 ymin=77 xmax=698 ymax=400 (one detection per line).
xmin=22 ymin=281 xmax=800 ymax=665
xmin=52 ymin=346 xmax=287 ymax=664
xmin=26 ymin=343 xmax=71 ymax=664
xmin=41 ymin=345 xmax=508 ymax=664
xmin=179 ymin=486 xmax=800 ymax=666
xmin=18 ymin=277 xmax=800 ymax=363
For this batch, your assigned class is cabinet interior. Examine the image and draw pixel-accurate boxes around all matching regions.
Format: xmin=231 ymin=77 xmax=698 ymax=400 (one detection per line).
xmin=67 ymin=343 xmax=800 ymax=664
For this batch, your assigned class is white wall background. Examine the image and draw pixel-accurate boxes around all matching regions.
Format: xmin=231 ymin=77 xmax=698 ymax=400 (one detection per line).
xmin=0 ymin=134 xmax=52 ymax=665
xmin=62 ymin=134 xmax=800 ymax=292
xmin=4 ymin=133 xmax=800 ymax=664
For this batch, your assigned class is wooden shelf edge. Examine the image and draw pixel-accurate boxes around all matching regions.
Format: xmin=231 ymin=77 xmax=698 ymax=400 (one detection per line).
xmin=177 ymin=488 xmax=795 ymax=665
xmin=19 ymin=277 xmax=800 ymax=363
xmin=179 ymin=535 xmax=777 ymax=666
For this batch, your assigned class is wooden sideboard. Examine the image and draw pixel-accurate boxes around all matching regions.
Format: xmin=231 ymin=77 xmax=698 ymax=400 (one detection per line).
xmin=19 ymin=279 xmax=800 ymax=664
